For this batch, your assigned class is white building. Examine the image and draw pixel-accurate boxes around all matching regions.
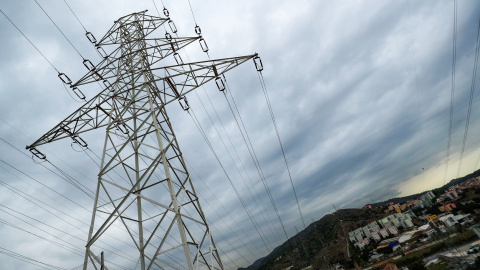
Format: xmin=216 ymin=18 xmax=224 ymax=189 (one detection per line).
xmin=439 ymin=214 xmax=457 ymax=227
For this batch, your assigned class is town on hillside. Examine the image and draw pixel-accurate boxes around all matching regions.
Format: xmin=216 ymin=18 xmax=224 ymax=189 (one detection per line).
xmin=341 ymin=176 xmax=480 ymax=270
xmin=244 ymin=175 xmax=480 ymax=270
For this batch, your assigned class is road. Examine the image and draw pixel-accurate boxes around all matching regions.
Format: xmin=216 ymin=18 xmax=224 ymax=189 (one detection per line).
xmin=423 ymin=239 xmax=480 ymax=265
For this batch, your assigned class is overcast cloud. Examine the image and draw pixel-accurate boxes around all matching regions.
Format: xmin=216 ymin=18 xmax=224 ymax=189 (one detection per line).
xmin=0 ymin=0 xmax=480 ymax=269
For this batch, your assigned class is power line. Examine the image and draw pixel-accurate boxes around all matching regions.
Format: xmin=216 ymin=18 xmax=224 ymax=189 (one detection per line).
xmin=0 ymin=121 xmax=143 ymax=238
xmin=222 ymin=84 xmax=293 ymax=249
xmin=190 ymin=84 xmax=283 ymax=246
xmin=0 ymin=203 xmax=137 ymax=263
xmin=151 ymin=0 xmax=162 ymax=18
xmin=185 ymin=159 xmax=262 ymax=256
xmin=444 ymin=0 xmax=457 ymax=185
xmin=177 ymin=0 xmax=287 ymax=246
xmin=167 ymin=14 xmax=283 ymax=252
xmin=0 ymin=138 xmax=143 ymax=256
xmin=0 ymin=158 xmax=90 ymax=213
xmin=257 ymin=70 xmax=307 ymax=229
xmin=186 ymin=0 xmax=198 ymax=25
xmin=457 ymin=14 xmax=480 ymax=176
xmin=187 ymin=7 xmax=297 ymax=260
xmin=187 ymin=107 xmax=273 ymax=252
xmin=0 ymin=218 xmax=84 ymax=256
xmin=0 ymin=8 xmax=85 ymax=102
xmin=63 ymin=0 xmax=87 ymax=32
xmin=0 ymin=163 xmax=138 ymax=262
xmin=0 ymin=246 xmax=67 ymax=270
xmin=0 ymin=137 xmax=95 ymax=200
xmin=0 ymin=163 xmax=169 ymax=269
xmin=35 ymin=0 xmax=84 ymax=59
xmin=406 ymin=0 xmax=427 ymax=189
xmin=0 ymin=9 xmax=59 ymax=73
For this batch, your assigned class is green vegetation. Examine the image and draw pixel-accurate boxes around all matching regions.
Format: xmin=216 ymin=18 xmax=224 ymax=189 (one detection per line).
xmin=248 ymin=208 xmax=387 ymax=270
xmin=389 ymin=230 xmax=478 ymax=269
xmin=241 ymin=171 xmax=480 ymax=270
xmin=427 ymin=262 xmax=448 ymax=270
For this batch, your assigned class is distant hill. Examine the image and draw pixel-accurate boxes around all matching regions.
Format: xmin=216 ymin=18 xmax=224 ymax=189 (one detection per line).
xmin=431 ymin=169 xmax=480 ymax=194
xmin=365 ymin=169 xmax=480 ymax=208
xmin=367 ymin=192 xmax=426 ymax=208
xmin=240 ymin=208 xmax=387 ymax=270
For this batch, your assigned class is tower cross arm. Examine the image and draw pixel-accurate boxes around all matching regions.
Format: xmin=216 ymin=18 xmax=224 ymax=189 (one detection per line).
xmin=96 ymin=11 xmax=169 ymax=46
xmin=75 ymin=37 xmax=201 ymax=87
xmin=26 ymin=53 xmax=257 ymax=150
xmin=26 ymin=88 xmax=115 ymax=150
xmin=147 ymin=53 xmax=257 ymax=107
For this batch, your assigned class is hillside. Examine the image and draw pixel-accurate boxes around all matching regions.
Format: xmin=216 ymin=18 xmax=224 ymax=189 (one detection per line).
xmin=365 ymin=169 xmax=480 ymax=208
xmin=239 ymin=208 xmax=387 ymax=270
xmin=240 ymin=169 xmax=480 ymax=270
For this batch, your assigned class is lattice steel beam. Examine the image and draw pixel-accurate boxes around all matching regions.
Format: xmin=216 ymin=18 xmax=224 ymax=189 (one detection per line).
xmin=27 ymin=10 xmax=257 ymax=270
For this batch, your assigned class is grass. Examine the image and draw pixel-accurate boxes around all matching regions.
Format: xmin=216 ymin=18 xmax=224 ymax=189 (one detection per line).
xmin=391 ymin=230 xmax=478 ymax=267
xmin=427 ymin=262 xmax=448 ymax=270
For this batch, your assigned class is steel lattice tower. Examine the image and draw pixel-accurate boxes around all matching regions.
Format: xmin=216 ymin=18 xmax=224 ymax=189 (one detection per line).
xmin=27 ymin=11 xmax=258 ymax=270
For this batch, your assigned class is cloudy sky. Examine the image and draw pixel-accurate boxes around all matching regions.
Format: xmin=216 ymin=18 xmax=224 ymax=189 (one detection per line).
xmin=0 ymin=0 xmax=479 ymax=269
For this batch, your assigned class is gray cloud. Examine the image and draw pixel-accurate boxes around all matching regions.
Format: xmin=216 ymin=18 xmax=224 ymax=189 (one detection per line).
xmin=0 ymin=0 xmax=480 ymax=269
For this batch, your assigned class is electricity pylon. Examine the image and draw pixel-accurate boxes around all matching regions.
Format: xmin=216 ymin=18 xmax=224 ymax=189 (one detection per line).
xmin=27 ymin=11 xmax=258 ymax=270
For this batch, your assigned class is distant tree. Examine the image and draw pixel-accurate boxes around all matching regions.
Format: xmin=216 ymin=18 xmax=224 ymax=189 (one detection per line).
xmin=456 ymin=202 xmax=477 ymax=214
xmin=409 ymin=261 xmax=426 ymax=270
xmin=379 ymin=246 xmax=393 ymax=255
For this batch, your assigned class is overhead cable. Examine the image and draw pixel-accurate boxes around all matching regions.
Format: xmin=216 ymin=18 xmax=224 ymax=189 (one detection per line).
xmin=35 ymin=0 xmax=84 ymax=59
xmin=190 ymin=87 xmax=282 ymax=246
xmin=406 ymin=0 xmax=427 ymax=187
xmin=257 ymin=70 xmax=307 ymax=229
xmin=0 ymin=246 xmax=67 ymax=270
xmin=444 ymin=0 xmax=457 ymax=184
xmin=223 ymin=85 xmax=292 ymax=249
xmin=178 ymin=0 xmax=285 ymax=246
xmin=187 ymin=108 xmax=272 ymax=252
xmin=457 ymin=15 xmax=480 ymax=176
xmin=0 ymin=9 xmax=59 ymax=72
xmin=63 ymin=0 xmax=87 ymax=32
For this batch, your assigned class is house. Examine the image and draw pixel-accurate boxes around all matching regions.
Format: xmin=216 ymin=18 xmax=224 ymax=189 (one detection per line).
xmin=382 ymin=263 xmax=398 ymax=270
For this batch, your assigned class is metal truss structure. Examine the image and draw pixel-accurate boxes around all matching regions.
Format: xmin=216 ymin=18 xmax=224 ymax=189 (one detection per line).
xmin=27 ymin=11 xmax=257 ymax=270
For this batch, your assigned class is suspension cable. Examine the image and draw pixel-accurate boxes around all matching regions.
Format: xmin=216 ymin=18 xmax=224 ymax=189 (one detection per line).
xmin=0 ymin=203 xmax=136 ymax=262
xmin=0 ymin=165 xmax=138 ymax=262
xmin=0 ymin=9 xmax=58 ymax=72
xmin=257 ymin=71 xmax=307 ymax=229
xmin=0 ymin=8 xmax=85 ymax=102
xmin=222 ymin=87 xmax=292 ymax=250
xmin=0 ymin=137 xmax=95 ymax=199
xmin=0 ymin=123 xmax=147 ymax=245
xmin=191 ymin=88 xmax=283 ymax=246
xmin=457 ymin=14 xmax=480 ymax=176
xmin=186 ymin=0 xmax=198 ymax=25
xmin=0 ymin=246 xmax=67 ymax=270
xmin=187 ymin=108 xmax=272 ymax=252
xmin=185 ymin=159 xmax=263 ymax=256
xmin=406 ymin=0 xmax=427 ymax=188
xmin=196 ymin=86 xmax=282 ymax=242
xmin=174 ymin=1 xmax=284 ymax=246
xmin=63 ymin=0 xmax=87 ymax=32
xmin=35 ymin=0 xmax=84 ymax=59
xmin=166 ymin=20 xmax=280 ymax=252
xmin=444 ymin=0 xmax=457 ymax=184
xmin=0 ymin=137 xmax=148 ymax=254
